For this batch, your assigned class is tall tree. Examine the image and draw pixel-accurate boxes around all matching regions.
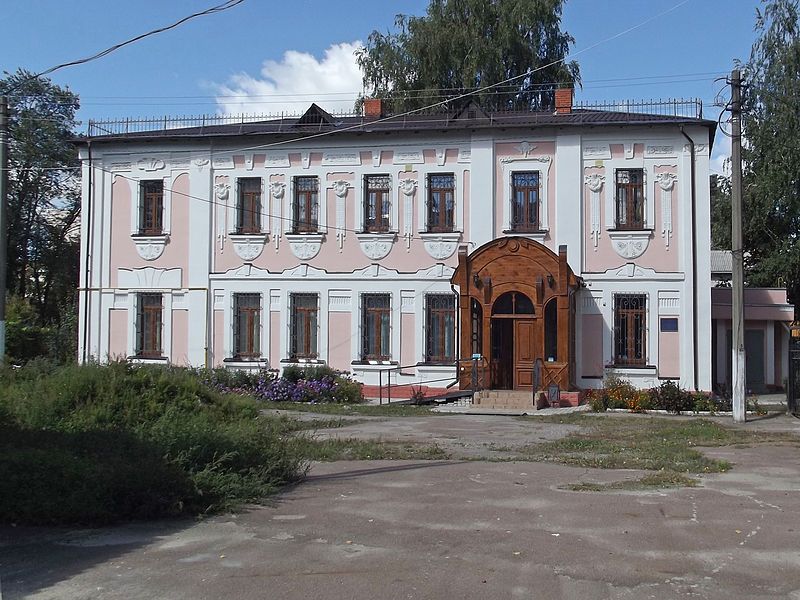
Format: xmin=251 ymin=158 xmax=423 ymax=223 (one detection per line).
xmin=0 ymin=69 xmax=80 ymax=323
xmin=741 ymin=0 xmax=800 ymax=306
xmin=710 ymin=173 xmax=732 ymax=251
xmin=356 ymin=0 xmax=580 ymax=112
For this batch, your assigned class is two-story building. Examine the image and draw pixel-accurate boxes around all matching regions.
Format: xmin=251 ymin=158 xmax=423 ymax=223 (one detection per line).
xmin=77 ymin=90 xmax=723 ymax=396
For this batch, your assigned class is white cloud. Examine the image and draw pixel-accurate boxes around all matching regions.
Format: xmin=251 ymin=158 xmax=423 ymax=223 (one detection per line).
xmin=214 ymin=41 xmax=364 ymax=117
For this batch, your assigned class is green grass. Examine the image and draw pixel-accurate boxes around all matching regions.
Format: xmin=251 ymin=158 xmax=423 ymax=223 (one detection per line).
xmin=563 ymin=471 xmax=699 ymax=492
xmin=291 ymin=437 xmax=449 ymax=461
xmin=265 ymin=401 xmax=437 ymax=417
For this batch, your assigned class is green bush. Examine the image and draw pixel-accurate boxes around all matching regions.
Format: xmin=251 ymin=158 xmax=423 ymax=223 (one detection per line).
xmin=654 ymin=380 xmax=695 ymax=414
xmin=0 ymin=362 xmax=307 ymax=525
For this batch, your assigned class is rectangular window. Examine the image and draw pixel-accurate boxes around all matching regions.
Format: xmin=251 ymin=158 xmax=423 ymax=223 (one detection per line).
xmin=138 ymin=180 xmax=164 ymax=235
xmin=425 ymin=294 xmax=456 ymax=363
xmin=511 ymin=171 xmax=540 ymax=232
xmin=293 ymin=176 xmax=319 ymax=233
xmin=290 ymin=293 xmax=318 ymax=359
xmin=364 ymin=175 xmax=391 ymax=232
xmin=233 ymin=293 xmax=261 ymax=359
xmin=614 ymin=294 xmax=647 ymax=365
xmin=427 ymin=174 xmax=455 ymax=233
xmin=660 ymin=317 xmax=679 ymax=332
xmin=135 ymin=293 xmax=163 ymax=357
xmin=362 ymin=293 xmax=391 ymax=361
xmin=236 ymin=178 xmax=262 ymax=234
xmin=615 ymin=169 xmax=644 ymax=230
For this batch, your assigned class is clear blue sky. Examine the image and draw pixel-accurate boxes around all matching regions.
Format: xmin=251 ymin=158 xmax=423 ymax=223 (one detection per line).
xmin=1 ymin=0 xmax=764 ymax=167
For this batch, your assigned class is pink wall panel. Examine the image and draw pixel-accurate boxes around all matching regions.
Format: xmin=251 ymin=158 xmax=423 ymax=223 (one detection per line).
xmin=108 ymin=309 xmax=128 ymax=360
xmin=327 ymin=312 xmax=352 ymax=371
xmin=581 ymin=314 xmax=604 ymax=377
xmin=270 ymin=311 xmax=281 ymax=366
xmin=171 ymin=310 xmax=189 ymax=365
xmin=658 ymin=328 xmax=680 ymax=379
xmin=213 ymin=310 xmax=224 ymax=367
xmin=401 ymin=313 xmax=416 ymax=367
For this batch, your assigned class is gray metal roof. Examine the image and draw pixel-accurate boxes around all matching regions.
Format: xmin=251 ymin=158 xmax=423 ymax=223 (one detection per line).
xmin=711 ymin=250 xmax=733 ymax=274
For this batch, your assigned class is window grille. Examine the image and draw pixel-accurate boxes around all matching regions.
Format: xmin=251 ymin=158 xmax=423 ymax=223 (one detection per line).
xmin=361 ymin=293 xmax=391 ymax=360
xmin=615 ymin=169 xmax=644 ymax=230
xmin=293 ymin=176 xmax=319 ymax=233
xmin=290 ymin=293 xmax=318 ymax=359
xmin=364 ymin=175 xmax=391 ymax=232
xmin=135 ymin=292 xmax=163 ymax=357
xmin=139 ymin=180 xmax=164 ymax=234
xmin=425 ymin=294 xmax=456 ymax=363
xmin=236 ymin=178 xmax=262 ymax=234
xmin=614 ymin=294 xmax=647 ymax=365
xmin=511 ymin=171 xmax=540 ymax=232
xmin=427 ymin=174 xmax=455 ymax=232
xmin=233 ymin=293 xmax=261 ymax=359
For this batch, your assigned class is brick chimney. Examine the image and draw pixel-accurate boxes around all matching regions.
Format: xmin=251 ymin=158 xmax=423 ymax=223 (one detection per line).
xmin=554 ymin=87 xmax=573 ymax=115
xmin=363 ymin=98 xmax=383 ymax=118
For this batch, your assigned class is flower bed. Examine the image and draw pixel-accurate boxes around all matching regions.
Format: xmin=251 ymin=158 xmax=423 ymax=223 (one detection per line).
xmin=258 ymin=365 xmax=364 ymax=404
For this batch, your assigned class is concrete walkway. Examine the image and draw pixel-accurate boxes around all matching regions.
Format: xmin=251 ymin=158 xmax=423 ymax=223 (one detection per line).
xmin=2 ymin=413 xmax=800 ymax=600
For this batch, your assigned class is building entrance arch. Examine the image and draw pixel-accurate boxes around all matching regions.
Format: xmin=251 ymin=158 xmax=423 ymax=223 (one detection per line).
xmin=452 ymin=237 xmax=579 ymax=391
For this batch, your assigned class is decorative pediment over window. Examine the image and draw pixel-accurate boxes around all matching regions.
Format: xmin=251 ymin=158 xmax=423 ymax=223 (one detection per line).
xmin=295 ymin=103 xmax=336 ymax=127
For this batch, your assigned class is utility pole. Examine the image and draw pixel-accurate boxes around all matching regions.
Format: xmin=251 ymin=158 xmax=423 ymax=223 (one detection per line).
xmin=730 ymin=69 xmax=746 ymax=423
xmin=0 ymin=96 xmax=8 ymax=363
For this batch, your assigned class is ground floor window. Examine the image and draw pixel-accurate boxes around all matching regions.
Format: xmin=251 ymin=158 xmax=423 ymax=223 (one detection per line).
xmin=614 ymin=293 xmax=647 ymax=365
xmin=425 ymin=294 xmax=456 ymax=363
xmin=362 ymin=293 xmax=391 ymax=360
xmin=290 ymin=293 xmax=318 ymax=359
xmin=234 ymin=293 xmax=261 ymax=359
xmin=135 ymin=293 xmax=163 ymax=357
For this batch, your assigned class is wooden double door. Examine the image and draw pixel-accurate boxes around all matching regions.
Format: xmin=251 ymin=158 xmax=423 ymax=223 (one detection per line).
xmin=490 ymin=317 xmax=537 ymax=390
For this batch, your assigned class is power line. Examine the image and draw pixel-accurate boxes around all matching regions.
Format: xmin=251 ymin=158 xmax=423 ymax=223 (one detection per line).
xmin=3 ymin=0 xmax=246 ymax=95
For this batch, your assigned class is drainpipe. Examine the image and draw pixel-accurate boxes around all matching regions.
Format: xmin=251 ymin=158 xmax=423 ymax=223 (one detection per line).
xmin=82 ymin=141 xmax=93 ymax=362
xmin=679 ymin=126 xmax=699 ymax=391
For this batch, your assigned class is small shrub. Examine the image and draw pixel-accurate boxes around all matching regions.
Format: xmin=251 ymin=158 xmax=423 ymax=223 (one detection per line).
xmin=627 ymin=390 xmax=652 ymax=413
xmin=587 ymin=389 xmax=608 ymax=412
xmin=602 ymin=374 xmax=638 ymax=409
xmin=409 ymin=385 xmax=427 ymax=405
xmin=657 ymin=380 xmax=695 ymax=414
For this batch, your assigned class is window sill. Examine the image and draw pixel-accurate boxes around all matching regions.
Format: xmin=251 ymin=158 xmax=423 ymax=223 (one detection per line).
xmin=224 ymin=358 xmax=269 ymax=370
xmin=351 ymin=361 xmax=398 ymax=370
xmin=280 ymin=358 xmax=324 ymax=364
xmin=128 ymin=355 xmax=167 ymax=363
xmin=502 ymin=229 xmax=548 ymax=244
xmin=356 ymin=232 xmax=396 ymax=260
xmin=606 ymin=364 xmax=656 ymax=373
xmin=131 ymin=234 xmax=169 ymax=261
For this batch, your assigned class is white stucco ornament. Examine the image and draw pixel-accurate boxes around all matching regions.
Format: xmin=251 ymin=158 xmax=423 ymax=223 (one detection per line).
xmin=608 ymin=231 xmax=651 ymax=259
xmin=399 ymin=178 xmax=418 ymax=196
xmin=287 ymin=234 xmax=323 ymax=260
xmin=655 ymin=172 xmax=678 ymax=191
xmin=357 ymin=233 xmax=395 ymax=260
xmin=269 ymin=181 xmax=286 ymax=199
xmin=584 ymin=173 xmax=605 ymax=192
xmin=332 ymin=180 xmax=350 ymax=198
xmin=422 ymin=234 xmax=460 ymax=260
xmin=230 ymin=234 xmax=267 ymax=261
xmin=214 ymin=182 xmax=230 ymax=201
xmin=133 ymin=236 xmax=168 ymax=261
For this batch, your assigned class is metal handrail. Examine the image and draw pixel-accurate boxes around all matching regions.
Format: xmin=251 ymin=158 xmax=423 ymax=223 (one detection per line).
xmin=377 ymin=356 xmax=488 ymax=405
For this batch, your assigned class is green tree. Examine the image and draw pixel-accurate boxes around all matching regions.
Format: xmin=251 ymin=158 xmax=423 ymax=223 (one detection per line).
xmin=710 ymin=173 xmax=732 ymax=251
xmin=0 ymin=70 xmax=80 ymax=326
xmin=741 ymin=0 xmax=800 ymax=306
xmin=356 ymin=0 xmax=580 ymax=112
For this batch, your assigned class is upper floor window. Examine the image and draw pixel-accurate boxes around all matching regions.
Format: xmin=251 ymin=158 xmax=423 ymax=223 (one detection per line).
xmin=233 ymin=293 xmax=261 ymax=359
xmin=425 ymin=294 xmax=456 ymax=363
xmin=361 ymin=293 xmax=391 ymax=361
xmin=511 ymin=171 xmax=540 ymax=232
xmin=614 ymin=293 xmax=647 ymax=366
xmin=236 ymin=178 xmax=262 ymax=234
xmin=135 ymin=292 xmax=162 ymax=357
xmin=290 ymin=293 xmax=318 ymax=359
xmin=293 ymin=176 xmax=319 ymax=233
xmin=615 ymin=169 xmax=644 ymax=230
xmin=364 ymin=175 xmax=391 ymax=233
xmin=138 ymin=180 xmax=163 ymax=235
xmin=427 ymin=174 xmax=455 ymax=233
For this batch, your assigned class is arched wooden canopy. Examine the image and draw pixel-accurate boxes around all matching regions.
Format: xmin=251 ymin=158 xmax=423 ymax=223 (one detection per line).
xmin=451 ymin=237 xmax=579 ymax=391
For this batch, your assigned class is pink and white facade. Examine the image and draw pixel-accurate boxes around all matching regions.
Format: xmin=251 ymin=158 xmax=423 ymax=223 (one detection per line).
xmin=78 ymin=96 xmax=728 ymax=392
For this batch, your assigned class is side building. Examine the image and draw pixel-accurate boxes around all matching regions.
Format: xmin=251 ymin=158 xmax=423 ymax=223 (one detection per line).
xmin=77 ymin=92 xmax=720 ymax=393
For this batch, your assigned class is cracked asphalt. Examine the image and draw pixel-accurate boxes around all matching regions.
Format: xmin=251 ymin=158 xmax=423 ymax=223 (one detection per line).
xmin=2 ymin=413 xmax=800 ymax=600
